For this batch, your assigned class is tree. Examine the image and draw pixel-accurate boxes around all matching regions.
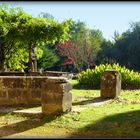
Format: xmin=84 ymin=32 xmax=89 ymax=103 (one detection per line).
xmin=98 ymin=21 xmax=140 ymax=72
xmin=20 ymin=17 xmax=73 ymax=72
xmin=56 ymin=21 xmax=104 ymax=72
xmin=119 ymin=21 xmax=140 ymax=71
xmin=96 ymin=39 xmax=114 ymax=64
xmin=0 ymin=4 xmax=73 ymax=72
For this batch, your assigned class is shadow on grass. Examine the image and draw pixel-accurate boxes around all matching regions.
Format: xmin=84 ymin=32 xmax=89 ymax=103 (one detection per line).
xmin=67 ymin=110 xmax=140 ymax=138
xmin=0 ymin=113 xmax=57 ymax=138
xmin=72 ymin=97 xmax=109 ymax=106
xmin=0 ymin=105 xmax=42 ymax=117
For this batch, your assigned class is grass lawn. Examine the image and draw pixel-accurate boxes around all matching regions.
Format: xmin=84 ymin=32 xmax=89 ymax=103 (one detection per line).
xmin=0 ymin=80 xmax=140 ymax=138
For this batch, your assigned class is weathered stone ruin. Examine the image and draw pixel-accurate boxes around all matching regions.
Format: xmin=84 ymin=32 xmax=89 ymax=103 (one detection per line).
xmin=100 ymin=69 xmax=121 ymax=99
xmin=0 ymin=72 xmax=72 ymax=116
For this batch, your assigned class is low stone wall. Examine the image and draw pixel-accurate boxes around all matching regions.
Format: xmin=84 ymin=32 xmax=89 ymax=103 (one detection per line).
xmin=0 ymin=76 xmax=72 ymax=113
xmin=0 ymin=76 xmax=42 ymax=106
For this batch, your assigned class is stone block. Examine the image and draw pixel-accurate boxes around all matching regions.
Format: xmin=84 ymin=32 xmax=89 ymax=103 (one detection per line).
xmin=26 ymin=77 xmax=43 ymax=88
xmin=100 ymin=69 xmax=121 ymax=99
xmin=42 ymin=92 xmax=72 ymax=116
xmin=0 ymin=90 xmax=7 ymax=98
xmin=3 ymin=78 xmax=15 ymax=88
xmin=62 ymin=92 xmax=72 ymax=112
xmin=41 ymin=78 xmax=72 ymax=116
xmin=8 ymin=89 xmax=28 ymax=105
xmin=42 ymin=82 xmax=72 ymax=93
xmin=30 ymin=89 xmax=42 ymax=98
xmin=0 ymin=79 xmax=4 ymax=89
xmin=13 ymin=78 xmax=26 ymax=88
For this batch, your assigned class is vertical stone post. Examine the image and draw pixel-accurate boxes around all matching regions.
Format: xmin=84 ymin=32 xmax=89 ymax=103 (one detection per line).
xmin=41 ymin=77 xmax=72 ymax=116
xmin=100 ymin=69 xmax=121 ymax=99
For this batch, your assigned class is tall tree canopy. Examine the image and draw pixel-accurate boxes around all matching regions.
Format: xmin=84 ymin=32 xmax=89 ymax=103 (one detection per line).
xmin=96 ymin=21 xmax=140 ymax=72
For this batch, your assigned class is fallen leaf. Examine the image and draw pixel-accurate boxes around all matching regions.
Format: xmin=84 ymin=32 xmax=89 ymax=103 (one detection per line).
xmin=134 ymin=124 xmax=140 ymax=130
xmin=113 ymin=122 xmax=120 ymax=127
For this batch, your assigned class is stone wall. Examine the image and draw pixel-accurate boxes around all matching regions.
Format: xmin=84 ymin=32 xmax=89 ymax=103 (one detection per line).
xmin=0 ymin=76 xmax=72 ymax=113
xmin=0 ymin=76 xmax=42 ymax=106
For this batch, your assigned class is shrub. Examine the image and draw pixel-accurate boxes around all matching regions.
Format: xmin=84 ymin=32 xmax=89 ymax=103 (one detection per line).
xmin=77 ymin=63 xmax=140 ymax=89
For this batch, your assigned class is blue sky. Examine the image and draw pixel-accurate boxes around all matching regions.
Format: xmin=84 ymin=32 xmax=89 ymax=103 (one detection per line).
xmin=2 ymin=1 xmax=140 ymax=40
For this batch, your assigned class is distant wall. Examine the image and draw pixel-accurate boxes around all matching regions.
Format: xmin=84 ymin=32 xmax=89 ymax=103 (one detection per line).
xmin=0 ymin=71 xmax=72 ymax=79
xmin=45 ymin=71 xmax=73 ymax=79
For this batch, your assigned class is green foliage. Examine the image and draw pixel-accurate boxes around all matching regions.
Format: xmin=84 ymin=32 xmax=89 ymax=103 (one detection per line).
xmin=37 ymin=47 xmax=43 ymax=60
xmin=78 ymin=63 xmax=140 ymax=89
xmin=6 ymin=48 xmax=28 ymax=72
xmin=38 ymin=45 xmax=60 ymax=70
xmin=0 ymin=4 xmax=32 ymax=71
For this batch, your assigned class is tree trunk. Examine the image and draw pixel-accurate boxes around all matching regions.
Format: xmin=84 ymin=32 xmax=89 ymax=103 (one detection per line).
xmin=0 ymin=59 xmax=5 ymax=71
xmin=0 ymin=45 xmax=6 ymax=71
xmin=29 ymin=41 xmax=38 ymax=72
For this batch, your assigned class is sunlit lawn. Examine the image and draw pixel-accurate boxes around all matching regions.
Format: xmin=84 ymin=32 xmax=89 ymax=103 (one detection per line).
xmin=0 ymin=80 xmax=140 ymax=138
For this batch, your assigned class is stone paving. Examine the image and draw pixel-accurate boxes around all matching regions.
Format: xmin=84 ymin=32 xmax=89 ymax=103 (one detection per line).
xmin=0 ymin=97 xmax=111 ymax=115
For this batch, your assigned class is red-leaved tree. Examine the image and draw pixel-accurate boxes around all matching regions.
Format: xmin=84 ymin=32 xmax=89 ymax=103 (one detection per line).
xmin=56 ymin=40 xmax=95 ymax=72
